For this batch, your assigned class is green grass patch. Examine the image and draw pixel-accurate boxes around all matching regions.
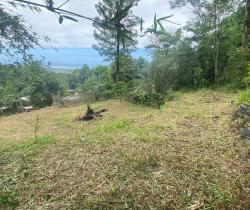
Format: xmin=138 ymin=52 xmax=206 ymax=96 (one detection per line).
xmin=54 ymin=116 xmax=76 ymax=128
xmin=95 ymin=119 xmax=131 ymax=133
xmin=0 ymin=135 xmax=55 ymax=209
xmin=0 ymin=135 xmax=55 ymax=162
xmin=0 ymin=191 xmax=19 ymax=210
xmin=129 ymin=155 xmax=159 ymax=174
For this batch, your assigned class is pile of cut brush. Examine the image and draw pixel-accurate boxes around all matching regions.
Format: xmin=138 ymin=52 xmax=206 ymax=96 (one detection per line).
xmin=76 ymin=105 xmax=108 ymax=121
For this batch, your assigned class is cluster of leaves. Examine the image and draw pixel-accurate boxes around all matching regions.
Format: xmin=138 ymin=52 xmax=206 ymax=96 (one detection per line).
xmin=144 ymin=13 xmax=178 ymax=36
xmin=0 ymin=60 xmax=64 ymax=110
xmin=79 ymin=65 xmax=113 ymax=100
xmin=93 ymin=0 xmax=140 ymax=55
xmin=127 ymin=81 xmax=166 ymax=108
xmin=238 ymin=89 xmax=250 ymax=104
xmin=0 ymin=8 xmax=40 ymax=60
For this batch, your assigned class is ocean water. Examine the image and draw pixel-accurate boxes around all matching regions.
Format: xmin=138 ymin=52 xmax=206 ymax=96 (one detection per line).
xmin=0 ymin=48 xmax=152 ymax=70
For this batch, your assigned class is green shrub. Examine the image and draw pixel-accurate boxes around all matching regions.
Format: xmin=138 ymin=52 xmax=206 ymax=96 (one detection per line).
xmin=238 ymin=89 xmax=250 ymax=105
xmin=127 ymin=85 xmax=165 ymax=108
xmin=225 ymin=49 xmax=250 ymax=89
xmin=112 ymin=81 xmax=134 ymax=98
xmin=243 ymin=63 xmax=250 ymax=88
xmin=165 ymin=89 xmax=176 ymax=101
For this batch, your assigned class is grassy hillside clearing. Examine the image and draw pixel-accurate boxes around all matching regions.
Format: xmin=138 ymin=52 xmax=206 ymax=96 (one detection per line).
xmin=0 ymin=90 xmax=249 ymax=209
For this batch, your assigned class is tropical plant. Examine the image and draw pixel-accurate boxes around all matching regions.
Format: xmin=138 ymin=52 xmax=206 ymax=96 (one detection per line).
xmin=93 ymin=0 xmax=140 ymax=83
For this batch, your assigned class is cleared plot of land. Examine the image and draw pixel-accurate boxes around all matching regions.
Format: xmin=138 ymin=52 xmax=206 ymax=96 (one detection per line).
xmin=0 ymin=90 xmax=249 ymax=209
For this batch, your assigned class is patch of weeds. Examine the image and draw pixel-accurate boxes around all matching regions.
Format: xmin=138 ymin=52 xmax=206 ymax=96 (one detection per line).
xmin=55 ymin=117 xmax=75 ymax=128
xmin=74 ymin=189 xmax=151 ymax=210
xmin=165 ymin=89 xmax=182 ymax=102
xmin=216 ymin=85 xmax=238 ymax=93
xmin=0 ymin=173 xmax=21 ymax=209
xmin=204 ymin=180 xmax=236 ymax=208
xmin=0 ymin=135 xmax=55 ymax=163
xmin=152 ymin=124 xmax=166 ymax=132
xmin=186 ymin=111 xmax=203 ymax=118
xmin=79 ymin=134 xmax=115 ymax=145
xmin=246 ymin=141 xmax=250 ymax=156
xmin=0 ymin=135 xmax=55 ymax=171
xmin=95 ymin=119 xmax=131 ymax=133
xmin=131 ymin=127 xmax=150 ymax=142
xmin=8 ymin=128 xmax=17 ymax=133
xmin=0 ymin=135 xmax=55 ymax=209
xmin=125 ymin=154 xmax=160 ymax=176
xmin=238 ymin=89 xmax=250 ymax=105
xmin=131 ymin=126 xmax=167 ymax=143
xmin=0 ymin=191 xmax=19 ymax=210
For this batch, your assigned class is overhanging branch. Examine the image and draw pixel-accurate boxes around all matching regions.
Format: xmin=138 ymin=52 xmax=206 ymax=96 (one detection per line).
xmin=11 ymin=0 xmax=117 ymax=29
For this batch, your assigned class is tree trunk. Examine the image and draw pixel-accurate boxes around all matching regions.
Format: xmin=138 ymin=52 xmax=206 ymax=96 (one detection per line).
xmin=214 ymin=31 xmax=219 ymax=85
xmin=214 ymin=0 xmax=220 ymax=85
xmin=115 ymin=31 xmax=120 ymax=83
xmin=242 ymin=0 xmax=250 ymax=49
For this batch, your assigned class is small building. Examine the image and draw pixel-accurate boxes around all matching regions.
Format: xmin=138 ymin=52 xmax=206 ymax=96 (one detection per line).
xmin=0 ymin=106 xmax=11 ymax=115
xmin=19 ymin=96 xmax=33 ymax=112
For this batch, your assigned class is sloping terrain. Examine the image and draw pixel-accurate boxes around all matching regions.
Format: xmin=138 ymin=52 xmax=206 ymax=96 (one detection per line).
xmin=0 ymin=90 xmax=249 ymax=209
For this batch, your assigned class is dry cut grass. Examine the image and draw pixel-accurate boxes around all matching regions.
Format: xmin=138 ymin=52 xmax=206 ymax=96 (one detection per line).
xmin=0 ymin=90 xmax=249 ymax=209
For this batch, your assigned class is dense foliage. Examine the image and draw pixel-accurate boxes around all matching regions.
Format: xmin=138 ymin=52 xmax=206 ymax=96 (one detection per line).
xmin=0 ymin=61 xmax=63 ymax=110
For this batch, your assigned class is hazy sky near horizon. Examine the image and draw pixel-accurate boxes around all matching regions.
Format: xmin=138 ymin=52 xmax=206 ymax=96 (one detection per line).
xmin=5 ymin=0 xmax=193 ymax=48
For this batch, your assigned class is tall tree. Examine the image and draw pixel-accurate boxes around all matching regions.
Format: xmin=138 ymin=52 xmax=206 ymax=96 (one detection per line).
xmin=93 ymin=0 xmax=140 ymax=83
xmin=171 ymin=0 xmax=235 ymax=85
xmin=213 ymin=0 xmax=220 ymax=85
xmin=242 ymin=0 xmax=250 ymax=49
xmin=209 ymin=0 xmax=235 ymax=85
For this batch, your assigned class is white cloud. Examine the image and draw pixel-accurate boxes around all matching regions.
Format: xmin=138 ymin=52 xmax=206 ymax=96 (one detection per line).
xmin=6 ymin=0 xmax=193 ymax=48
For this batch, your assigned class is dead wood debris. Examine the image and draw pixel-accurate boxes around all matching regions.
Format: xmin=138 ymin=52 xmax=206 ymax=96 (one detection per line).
xmin=76 ymin=105 xmax=108 ymax=121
